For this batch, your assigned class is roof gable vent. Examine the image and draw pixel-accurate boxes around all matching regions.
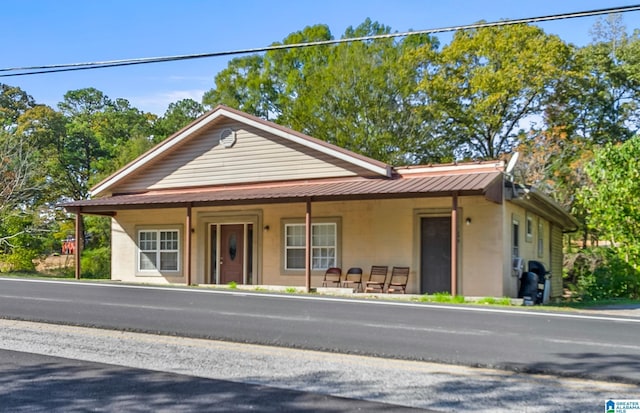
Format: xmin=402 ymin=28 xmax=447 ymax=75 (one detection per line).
xmin=219 ymin=128 xmax=236 ymax=148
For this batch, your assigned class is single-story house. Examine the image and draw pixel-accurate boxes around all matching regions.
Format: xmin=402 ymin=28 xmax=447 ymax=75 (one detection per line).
xmin=63 ymin=105 xmax=577 ymax=298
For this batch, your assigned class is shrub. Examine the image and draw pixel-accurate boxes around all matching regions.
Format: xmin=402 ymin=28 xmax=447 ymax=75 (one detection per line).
xmin=80 ymin=247 xmax=111 ymax=279
xmin=565 ymin=247 xmax=640 ymax=300
xmin=0 ymin=248 xmax=38 ymax=272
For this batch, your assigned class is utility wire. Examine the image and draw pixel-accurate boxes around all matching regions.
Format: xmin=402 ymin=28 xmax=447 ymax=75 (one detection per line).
xmin=2 ymin=4 xmax=640 ymax=78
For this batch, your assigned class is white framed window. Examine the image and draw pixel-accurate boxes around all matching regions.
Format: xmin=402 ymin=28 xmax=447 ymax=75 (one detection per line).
xmin=526 ymin=212 xmax=533 ymax=243
xmin=138 ymin=229 xmax=180 ymax=272
xmin=512 ymin=216 xmax=520 ymax=258
xmin=284 ymin=222 xmax=337 ymax=270
xmin=537 ymin=220 xmax=544 ymax=258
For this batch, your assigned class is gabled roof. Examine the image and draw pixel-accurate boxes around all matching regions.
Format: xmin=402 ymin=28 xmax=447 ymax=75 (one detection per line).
xmin=90 ymin=105 xmax=392 ymax=197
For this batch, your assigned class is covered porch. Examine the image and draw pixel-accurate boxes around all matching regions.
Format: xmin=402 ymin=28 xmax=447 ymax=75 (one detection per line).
xmin=64 ymin=168 xmax=504 ymax=295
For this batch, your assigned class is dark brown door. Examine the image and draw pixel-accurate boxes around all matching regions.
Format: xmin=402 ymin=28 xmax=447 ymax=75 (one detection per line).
xmin=220 ymin=224 xmax=244 ymax=284
xmin=420 ymin=217 xmax=451 ymax=294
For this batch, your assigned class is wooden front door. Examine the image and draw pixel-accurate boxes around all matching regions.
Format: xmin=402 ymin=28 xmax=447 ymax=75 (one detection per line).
xmin=420 ymin=216 xmax=451 ymax=294
xmin=219 ymin=224 xmax=244 ymax=284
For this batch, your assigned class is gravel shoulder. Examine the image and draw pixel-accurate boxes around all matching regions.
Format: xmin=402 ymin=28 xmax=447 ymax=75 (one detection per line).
xmin=0 ymin=318 xmax=636 ymax=412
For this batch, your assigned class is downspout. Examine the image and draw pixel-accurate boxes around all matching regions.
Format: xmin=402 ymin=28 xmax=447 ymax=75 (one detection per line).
xmin=74 ymin=208 xmax=83 ymax=280
xmin=451 ymin=192 xmax=458 ymax=296
xmin=305 ymin=198 xmax=312 ymax=293
xmin=185 ymin=204 xmax=192 ymax=285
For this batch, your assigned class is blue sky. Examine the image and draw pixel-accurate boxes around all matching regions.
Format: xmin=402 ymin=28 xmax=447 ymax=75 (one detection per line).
xmin=4 ymin=1 xmax=640 ymax=115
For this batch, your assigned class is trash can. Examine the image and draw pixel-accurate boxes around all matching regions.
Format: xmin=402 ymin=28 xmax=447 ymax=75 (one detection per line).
xmin=518 ymin=272 xmax=538 ymax=305
xmin=528 ymin=260 xmax=550 ymax=304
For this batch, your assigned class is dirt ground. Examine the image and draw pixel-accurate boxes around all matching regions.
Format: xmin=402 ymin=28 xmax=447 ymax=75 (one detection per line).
xmin=34 ymin=254 xmax=75 ymax=272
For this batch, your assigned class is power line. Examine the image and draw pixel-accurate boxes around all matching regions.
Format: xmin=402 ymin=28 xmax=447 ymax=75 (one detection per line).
xmin=2 ymin=4 xmax=640 ymax=78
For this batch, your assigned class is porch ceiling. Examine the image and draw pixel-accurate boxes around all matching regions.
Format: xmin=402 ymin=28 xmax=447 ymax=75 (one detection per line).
xmin=63 ymin=171 xmax=503 ymax=213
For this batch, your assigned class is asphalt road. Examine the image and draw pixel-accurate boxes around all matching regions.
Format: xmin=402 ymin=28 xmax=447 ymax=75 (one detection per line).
xmin=0 ymin=277 xmax=638 ymax=383
xmin=0 ymin=348 xmax=428 ymax=412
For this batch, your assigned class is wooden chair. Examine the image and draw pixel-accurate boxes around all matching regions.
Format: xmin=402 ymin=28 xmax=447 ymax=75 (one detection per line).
xmin=364 ymin=265 xmax=388 ymax=293
xmin=321 ymin=267 xmax=342 ymax=287
xmin=341 ymin=267 xmax=363 ymax=292
xmin=387 ymin=266 xmax=410 ymax=294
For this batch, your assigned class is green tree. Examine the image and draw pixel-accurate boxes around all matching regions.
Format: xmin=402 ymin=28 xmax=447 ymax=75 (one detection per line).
xmin=525 ymin=15 xmax=640 ymax=248
xmin=264 ymin=24 xmax=334 ymax=124
xmin=278 ymin=20 xmax=442 ymax=164
xmin=546 ymin=16 xmax=640 ymax=147
xmin=16 ymin=105 xmax=68 ymax=204
xmin=204 ymin=20 xmax=441 ymax=164
xmin=94 ymin=98 xmax=155 ymax=175
xmin=56 ymin=88 xmax=112 ymax=199
xmin=54 ymin=88 xmax=155 ymax=199
xmin=153 ymin=98 xmax=205 ymax=142
xmin=419 ymin=23 xmax=570 ymax=159
xmin=0 ymin=83 xmax=35 ymax=129
xmin=0 ymin=85 xmax=52 ymax=267
xmin=579 ymin=136 xmax=640 ymax=298
xmin=204 ymin=54 xmax=275 ymax=119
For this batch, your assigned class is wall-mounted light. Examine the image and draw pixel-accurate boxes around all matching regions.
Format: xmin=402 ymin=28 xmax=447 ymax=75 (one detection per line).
xmin=263 ymin=225 xmax=270 ymax=231
xmin=465 ymin=217 xmax=472 ymax=226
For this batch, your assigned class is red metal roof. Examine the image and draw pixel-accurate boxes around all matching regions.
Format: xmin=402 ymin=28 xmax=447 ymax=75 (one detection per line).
xmin=64 ymin=171 xmax=503 ymax=213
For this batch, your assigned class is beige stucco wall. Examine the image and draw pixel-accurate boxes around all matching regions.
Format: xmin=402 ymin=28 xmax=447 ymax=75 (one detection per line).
xmin=503 ymin=202 xmax=552 ymax=297
xmin=458 ymin=197 xmax=504 ymax=297
xmin=110 ymin=196 xmax=517 ymax=296
xmin=111 ymin=208 xmax=187 ymax=284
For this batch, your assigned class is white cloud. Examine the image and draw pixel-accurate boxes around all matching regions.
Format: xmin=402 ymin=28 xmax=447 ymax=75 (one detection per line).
xmin=130 ymin=89 xmax=207 ymax=116
xmin=166 ymin=75 xmax=212 ymax=82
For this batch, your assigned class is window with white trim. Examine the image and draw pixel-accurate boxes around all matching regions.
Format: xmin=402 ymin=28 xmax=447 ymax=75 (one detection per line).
xmin=138 ymin=229 xmax=180 ymax=272
xmin=284 ymin=222 xmax=336 ymax=270
xmin=526 ymin=213 xmax=533 ymax=242
xmin=537 ymin=220 xmax=544 ymax=258
xmin=512 ymin=217 xmax=520 ymax=258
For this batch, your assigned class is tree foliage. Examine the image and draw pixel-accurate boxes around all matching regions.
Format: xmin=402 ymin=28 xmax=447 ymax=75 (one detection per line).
xmin=153 ymin=98 xmax=206 ymax=142
xmin=577 ymin=136 xmax=640 ymax=298
xmin=204 ymin=20 xmax=442 ymax=164
xmin=418 ymin=23 xmax=570 ymax=159
xmin=581 ymin=136 xmax=640 ymax=258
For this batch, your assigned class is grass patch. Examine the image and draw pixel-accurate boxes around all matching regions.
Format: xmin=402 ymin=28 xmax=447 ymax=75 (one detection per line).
xmin=416 ymin=293 xmax=514 ymax=306
xmin=418 ymin=292 xmax=466 ymax=304
xmin=0 ymin=271 xmax=73 ymax=280
xmin=227 ymin=281 xmax=237 ymax=289
xmin=285 ymin=287 xmax=297 ymax=293
xmin=475 ymin=297 xmax=512 ymax=306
